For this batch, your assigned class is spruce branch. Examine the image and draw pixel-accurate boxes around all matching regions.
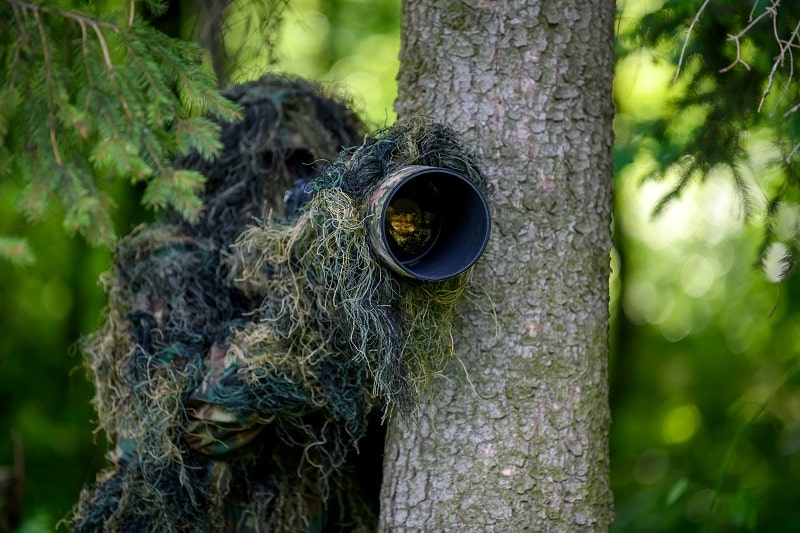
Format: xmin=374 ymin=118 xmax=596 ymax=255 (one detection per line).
xmin=7 ymin=3 xmax=28 ymax=92
xmin=720 ymin=0 xmax=781 ymax=69
xmin=31 ymin=6 xmax=63 ymax=167
xmin=673 ymin=0 xmax=712 ymax=82
xmin=634 ymin=0 xmax=800 ymax=282
xmin=0 ymin=236 xmax=34 ymax=265
xmin=0 ymin=0 xmax=241 ymax=257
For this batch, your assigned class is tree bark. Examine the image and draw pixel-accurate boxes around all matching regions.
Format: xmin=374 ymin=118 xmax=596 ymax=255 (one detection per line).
xmin=380 ymin=1 xmax=615 ymax=530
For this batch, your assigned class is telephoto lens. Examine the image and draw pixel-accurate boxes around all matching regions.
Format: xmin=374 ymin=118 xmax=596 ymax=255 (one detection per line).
xmin=367 ymin=165 xmax=491 ymax=281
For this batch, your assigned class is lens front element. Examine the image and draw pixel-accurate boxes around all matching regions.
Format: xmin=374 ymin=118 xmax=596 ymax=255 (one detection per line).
xmin=385 ymin=190 xmax=441 ymax=263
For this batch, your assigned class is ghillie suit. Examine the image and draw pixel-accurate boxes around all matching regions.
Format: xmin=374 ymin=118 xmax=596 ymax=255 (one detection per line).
xmin=72 ymin=75 xmax=486 ymax=532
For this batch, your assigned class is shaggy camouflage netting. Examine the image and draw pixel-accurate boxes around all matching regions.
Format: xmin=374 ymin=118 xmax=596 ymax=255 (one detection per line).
xmin=72 ymin=74 xmax=486 ymax=532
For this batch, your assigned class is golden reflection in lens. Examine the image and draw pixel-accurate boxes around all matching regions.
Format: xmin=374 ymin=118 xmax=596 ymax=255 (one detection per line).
xmin=386 ymin=198 xmax=436 ymax=256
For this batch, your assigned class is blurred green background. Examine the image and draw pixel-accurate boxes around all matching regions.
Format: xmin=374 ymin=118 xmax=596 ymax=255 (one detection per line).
xmin=3 ymin=0 xmax=800 ymax=531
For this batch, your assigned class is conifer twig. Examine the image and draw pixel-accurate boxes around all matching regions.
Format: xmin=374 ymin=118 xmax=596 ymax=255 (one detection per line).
xmin=765 ymin=18 xmax=800 ymax=113
xmin=719 ymin=1 xmax=780 ymax=73
xmin=78 ymin=20 xmax=95 ymax=111
xmin=87 ymin=22 xmax=134 ymax=121
xmin=1 ymin=0 xmax=240 ymax=245
xmin=756 ymin=8 xmax=799 ymax=112
xmin=674 ymin=0 xmax=712 ymax=82
xmin=8 ymin=0 xmax=134 ymax=120
xmin=7 ymin=3 xmax=27 ymax=91
xmin=7 ymin=0 xmax=118 ymax=32
xmin=719 ymin=37 xmax=750 ymax=73
xmin=785 ymin=139 xmax=800 ymax=163
xmin=31 ymin=7 xmax=62 ymax=166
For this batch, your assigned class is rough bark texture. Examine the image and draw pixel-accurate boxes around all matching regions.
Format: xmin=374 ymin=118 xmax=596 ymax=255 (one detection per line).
xmin=380 ymin=1 xmax=615 ymax=530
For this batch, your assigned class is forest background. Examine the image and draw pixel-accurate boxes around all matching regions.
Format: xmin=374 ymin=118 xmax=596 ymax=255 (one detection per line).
xmin=2 ymin=0 xmax=800 ymax=531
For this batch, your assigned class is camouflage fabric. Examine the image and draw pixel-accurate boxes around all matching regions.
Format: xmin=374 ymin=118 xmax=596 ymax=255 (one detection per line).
xmin=73 ymin=75 xmax=372 ymax=532
xmin=72 ymin=75 xmax=486 ymax=532
xmin=184 ymin=342 xmax=266 ymax=456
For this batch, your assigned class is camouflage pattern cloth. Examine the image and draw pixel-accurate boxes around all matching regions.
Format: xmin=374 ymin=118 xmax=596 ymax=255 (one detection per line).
xmin=72 ymin=75 xmax=376 ymax=532
xmin=72 ymin=75 xmax=484 ymax=533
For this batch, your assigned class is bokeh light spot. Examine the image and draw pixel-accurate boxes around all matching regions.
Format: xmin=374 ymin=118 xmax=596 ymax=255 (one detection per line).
xmin=42 ymin=279 xmax=73 ymax=321
xmin=662 ymin=403 xmax=701 ymax=444
xmin=680 ymin=254 xmax=717 ymax=298
xmin=686 ymin=488 xmax=715 ymax=523
xmin=614 ymin=50 xmax=674 ymax=120
xmin=634 ymin=448 xmax=669 ymax=484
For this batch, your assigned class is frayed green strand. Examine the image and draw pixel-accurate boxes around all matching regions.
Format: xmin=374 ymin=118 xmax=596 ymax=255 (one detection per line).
xmin=228 ymin=116 xmax=486 ymax=417
xmin=74 ymin=76 xmax=485 ymax=532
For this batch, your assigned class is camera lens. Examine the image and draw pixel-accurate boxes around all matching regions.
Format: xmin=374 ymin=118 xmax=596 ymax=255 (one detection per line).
xmin=384 ymin=182 xmax=441 ymax=263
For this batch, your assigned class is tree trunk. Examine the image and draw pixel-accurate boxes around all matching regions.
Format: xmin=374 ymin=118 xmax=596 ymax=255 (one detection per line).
xmin=380 ymin=1 xmax=615 ymax=530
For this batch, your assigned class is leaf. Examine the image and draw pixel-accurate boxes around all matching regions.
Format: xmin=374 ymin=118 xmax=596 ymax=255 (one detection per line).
xmin=90 ymin=138 xmax=126 ymax=172
xmin=62 ymin=193 xmax=116 ymax=246
xmin=167 ymin=169 xmax=206 ymax=222
xmin=176 ymin=62 xmax=241 ymax=121
xmin=2 ymin=1 xmax=239 ymax=251
xmin=142 ymin=169 xmax=205 ymax=222
xmin=142 ymin=0 xmax=169 ymax=17
xmin=90 ymin=137 xmax=154 ymax=181
xmin=175 ymin=116 xmax=222 ymax=158
xmin=0 ymin=236 xmax=35 ymax=265
xmin=19 ymin=175 xmax=52 ymax=223
xmin=0 ymin=86 xmax=21 ymax=144
xmin=59 ymin=104 xmax=91 ymax=140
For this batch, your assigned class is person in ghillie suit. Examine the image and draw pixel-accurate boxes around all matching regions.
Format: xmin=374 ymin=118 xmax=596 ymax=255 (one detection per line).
xmin=72 ymin=74 xmax=487 ymax=532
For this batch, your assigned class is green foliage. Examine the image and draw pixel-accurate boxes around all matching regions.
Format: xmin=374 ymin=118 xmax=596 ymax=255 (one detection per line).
xmin=0 ymin=0 xmax=240 ymax=250
xmin=613 ymin=3 xmax=800 ymax=531
xmin=610 ymin=172 xmax=800 ymax=532
xmin=0 ymin=235 xmax=34 ymax=264
xmin=3 ymin=0 xmax=797 ymax=531
xmin=616 ymin=0 xmax=800 ymax=282
xmin=247 ymin=0 xmax=400 ymax=125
